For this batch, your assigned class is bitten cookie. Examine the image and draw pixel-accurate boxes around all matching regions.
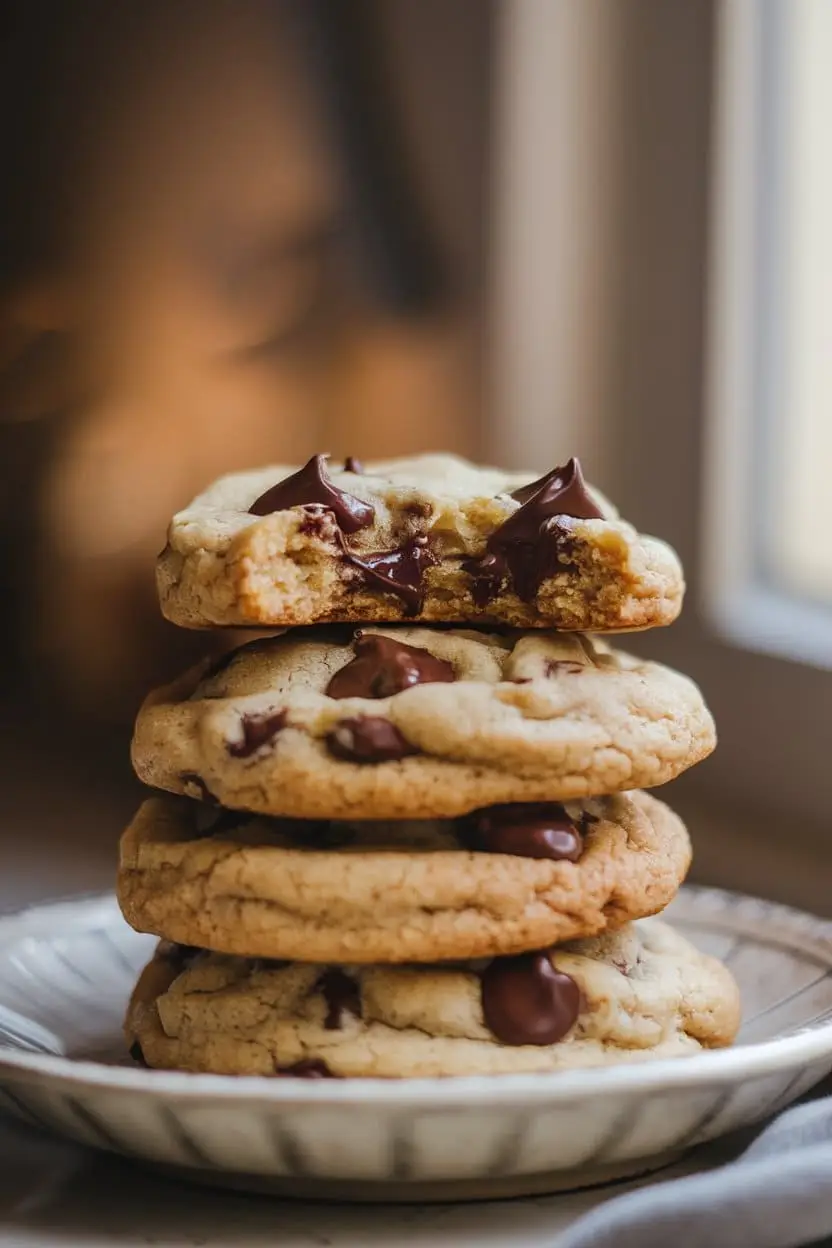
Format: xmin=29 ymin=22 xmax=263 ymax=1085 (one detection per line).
xmin=126 ymin=920 xmax=740 ymax=1078
xmin=131 ymin=626 xmax=715 ymax=819
xmin=157 ymin=453 xmax=684 ymax=631
xmin=117 ymin=791 xmax=691 ymax=962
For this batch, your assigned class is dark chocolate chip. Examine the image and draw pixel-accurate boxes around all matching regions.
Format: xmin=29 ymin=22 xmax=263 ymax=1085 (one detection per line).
xmin=465 ymin=458 xmax=602 ymax=604
xmin=228 ymin=710 xmax=287 ymax=759
xmin=343 ymin=535 xmax=437 ymax=615
xmin=343 ymin=456 xmax=364 ymax=473
xmin=326 ymin=716 xmax=419 ymax=763
xmin=276 ymin=1058 xmax=340 ymax=1079
xmin=462 ymin=803 xmax=583 ymax=862
xmin=180 ymin=773 xmax=220 ymax=806
xmin=249 ymin=454 xmax=375 ymax=534
xmin=326 ymin=633 xmax=455 ymax=699
xmin=128 ymin=1041 xmax=148 ymax=1066
xmin=481 ymin=951 xmax=580 ymax=1046
xmin=317 ymin=968 xmax=362 ymax=1030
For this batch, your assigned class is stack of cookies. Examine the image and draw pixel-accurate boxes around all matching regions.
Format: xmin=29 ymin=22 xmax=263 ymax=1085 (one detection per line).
xmin=120 ymin=454 xmax=740 ymax=1078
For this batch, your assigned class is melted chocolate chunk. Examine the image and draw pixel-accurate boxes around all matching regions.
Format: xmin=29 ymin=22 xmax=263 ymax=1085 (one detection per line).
xmin=228 ymin=710 xmax=287 ymax=758
xmin=180 ymin=773 xmax=220 ymax=806
xmin=277 ymin=1058 xmax=340 ymax=1078
xmin=317 ymin=969 xmax=362 ymax=1030
xmin=128 ymin=1041 xmax=147 ymax=1066
xmin=481 ymin=951 xmax=580 ymax=1046
xmin=463 ymin=803 xmax=583 ymax=862
xmin=326 ymin=633 xmax=455 ymax=699
xmin=249 ymin=454 xmax=375 ymax=534
xmin=343 ymin=456 xmax=364 ymax=473
xmin=326 ymin=716 xmax=419 ymax=763
xmin=508 ymin=458 xmax=604 ymax=517
xmin=465 ymin=458 xmax=603 ymax=604
xmin=344 ymin=535 xmax=437 ymax=614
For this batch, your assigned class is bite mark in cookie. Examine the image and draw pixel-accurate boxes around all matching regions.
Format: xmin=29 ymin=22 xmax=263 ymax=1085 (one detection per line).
xmin=158 ymin=452 xmax=685 ymax=631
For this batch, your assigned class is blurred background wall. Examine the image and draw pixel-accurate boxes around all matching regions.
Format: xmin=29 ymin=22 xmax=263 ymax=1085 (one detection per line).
xmin=0 ymin=0 xmax=491 ymax=720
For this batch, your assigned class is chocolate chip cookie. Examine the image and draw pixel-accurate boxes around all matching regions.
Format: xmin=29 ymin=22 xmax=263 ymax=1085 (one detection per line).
xmin=126 ymin=920 xmax=740 ymax=1077
xmin=157 ymin=453 xmax=684 ymax=631
xmin=117 ymin=790 xmax=691 ymax=962
xmin=131 ymin=626 xmax=715 ymax=818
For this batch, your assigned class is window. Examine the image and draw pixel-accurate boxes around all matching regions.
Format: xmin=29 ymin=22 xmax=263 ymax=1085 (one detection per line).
xmin=706 ymin=0 xmax=832 ymax=669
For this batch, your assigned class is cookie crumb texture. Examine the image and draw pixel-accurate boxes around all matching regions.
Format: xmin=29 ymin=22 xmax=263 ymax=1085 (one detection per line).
xmin=117 ymin=791 xmax=691 ymax=962
xmin=125 ymin=920 xmax=740 ymax=1078
xmin=157 ymin=454 xmax=684 ymax=632
xmin=131 ymin=627 xmax=715 ymax=818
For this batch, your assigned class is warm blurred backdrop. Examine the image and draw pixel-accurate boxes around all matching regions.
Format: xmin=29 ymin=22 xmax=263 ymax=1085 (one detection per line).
xmin=0 ymin=1 xmax=829 ymax=911
xmin=0 ymin=0 xmax=488 ymax=720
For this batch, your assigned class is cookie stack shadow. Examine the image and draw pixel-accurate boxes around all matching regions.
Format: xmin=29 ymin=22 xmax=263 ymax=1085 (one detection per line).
xmin=119 ymin=453 xmax=740 ymax=1079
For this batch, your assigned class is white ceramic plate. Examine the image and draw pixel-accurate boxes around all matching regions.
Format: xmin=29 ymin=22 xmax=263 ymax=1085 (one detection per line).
xmin=0 ymin=885 xmax=830 ymax=1202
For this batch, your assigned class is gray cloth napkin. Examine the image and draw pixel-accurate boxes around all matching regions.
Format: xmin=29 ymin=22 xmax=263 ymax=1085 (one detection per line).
xmin=558 ymin=1095 xmax=832 ymax=1248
